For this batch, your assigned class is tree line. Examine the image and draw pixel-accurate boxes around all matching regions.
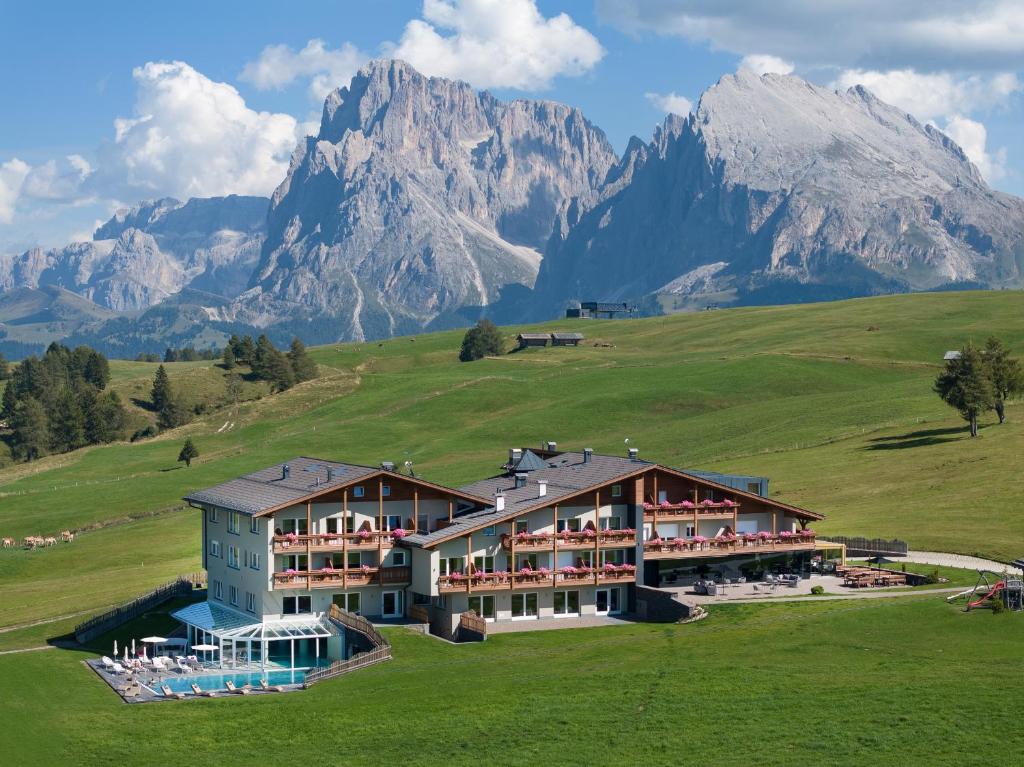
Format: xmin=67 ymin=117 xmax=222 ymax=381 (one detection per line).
xmin=1 ymin=343 xmax=128 ymax=461
xmin=935 ymin=336 xmax=1023 ymax=437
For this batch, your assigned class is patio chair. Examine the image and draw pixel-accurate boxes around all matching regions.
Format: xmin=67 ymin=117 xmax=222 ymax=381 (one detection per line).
xmin=100 ymin=656 xmax=115 ymax=669
xmin=160 ymin=684 xmax=185 ymax=700
xmin=259 ymin=679 xmax=284 ymax=692
xmin=224 ymin=680 xmax=250 ymax=695
xmin=112 ymin=662 xmax=128 ymax=675
xmin=151 ymin=657 xmax=169 ymax=672
xmin=190 ymin=683 xmax=216 ymax=697
xmin=176 ymin=659 xmax=192 ymax=673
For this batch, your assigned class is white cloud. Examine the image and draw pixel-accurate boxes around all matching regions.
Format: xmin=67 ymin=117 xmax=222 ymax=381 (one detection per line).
xmin=831 ymin=68 xmax=1020 ymax=123
xmin=0 ymin=158 xmax=31 ymax=225
xmin=21 ymin=154 xmax=94 ymax=202
xmin=941 ymin=115 xmax=1007 ymax=180
xmin=239 ymin=39 xmax=366 ymax=102
xmin=644 ymin=91 xmax=692 ymax=116
xmin=739 ymin=54 xmax=794 ymax=76
xmin=596 ymin=1 xmax=1024 ymax=72
xmin=96 ymin=61 xmax=300 ymax=200
xmin=391 ymin=0 xmax=604 ymax=90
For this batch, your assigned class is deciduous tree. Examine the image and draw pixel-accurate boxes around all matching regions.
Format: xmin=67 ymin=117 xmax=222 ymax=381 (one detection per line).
xmin=935 ymin=343 xmax=994 ymax=437
xmin=983 ymin=336 xmax=1024 ymax=424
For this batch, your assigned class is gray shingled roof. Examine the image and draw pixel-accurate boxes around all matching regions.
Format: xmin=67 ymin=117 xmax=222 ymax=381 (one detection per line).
xmin=551 ymin=332 xmax=585 ymax=340
xmin=512 ymin=449 xmax=548 ymax=472
xmin=184 ymin=457 xmax=380 ymax=516
xmin=402 ymin=452 xmax=650 ymax=547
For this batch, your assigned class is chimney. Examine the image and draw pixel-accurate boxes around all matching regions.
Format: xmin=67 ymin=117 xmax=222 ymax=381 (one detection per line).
xmin=381 ymin=461 xmax=396 ymax=472
xmin=538 ymin=480 xmax=547 ymax=497
xmin=514 ymin=472 xmax=527 ymax=489
xmin=583 ymin=448 xmax=593 ymax=463
xmin=327 ymin=467 xmax=335 ymax=482
xmin=509 ymin=448 xmax=522 ymax=466
xmin=628 ymin=447 xmax=639 ymax=460
xmin=282 ymin=464 xmax=290 ymax=479
xmin=495 ymin=492 xmax=505 ymax=512
xmin=546 ymin=441 xmax=557 ymax=452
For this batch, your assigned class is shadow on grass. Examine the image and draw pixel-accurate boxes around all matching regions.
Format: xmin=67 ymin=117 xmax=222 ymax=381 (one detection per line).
xmin=158 ymin=467 xmax=183 ymax=472
xmin=130 ymin=397 xmax=157 ymax=412
xmin=864 ymin=424 xmax=984 ymax=450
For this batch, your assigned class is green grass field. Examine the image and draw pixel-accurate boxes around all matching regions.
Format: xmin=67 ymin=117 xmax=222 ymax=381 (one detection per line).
xmin=1 ymin=291 xmax=1023 ymax=764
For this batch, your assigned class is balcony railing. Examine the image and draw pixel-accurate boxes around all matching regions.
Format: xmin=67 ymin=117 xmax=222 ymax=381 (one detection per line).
xmin=643 ymin=533 xmax=816 ymax=559
xmin=500 ymin=529 xmax=637 ymax=552
xmin=272 ymin=566 xmax=411 ymax=590
xmin=437 ymin=565 xmax=637 ymax=593
xmin=642 ymin=501 xmax=740 ymax=520
xmin=272 ymin=532 xmax=396 ymax=554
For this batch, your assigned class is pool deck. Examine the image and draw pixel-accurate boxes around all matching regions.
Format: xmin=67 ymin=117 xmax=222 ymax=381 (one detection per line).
xmin=84 ymin=659 xmax=303 ymax=703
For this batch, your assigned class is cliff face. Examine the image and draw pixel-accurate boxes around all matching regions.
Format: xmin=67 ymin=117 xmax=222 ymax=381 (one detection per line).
xmin=239 ymin=59 xmax=617 ymax=341
xmin=535 ymin=71 xmax=1024 ymax=312
xmin=0 ymin=195 xmax=267 ymax=312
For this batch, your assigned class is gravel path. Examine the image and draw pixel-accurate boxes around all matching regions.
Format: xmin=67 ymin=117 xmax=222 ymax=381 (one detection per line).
xmin=709 ymin=586 xmax=965 ymax=605
xmin=903 ymin=551 xmax=1022 ymax=576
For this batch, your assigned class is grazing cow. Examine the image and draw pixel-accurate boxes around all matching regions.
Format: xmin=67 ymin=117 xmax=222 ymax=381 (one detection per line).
xmin=43 ymin=536 xmax=58 ymax=546
xmin=23 ymin=536 xmax=39 ymax=549
xmin=61 ymin=530 xmax=74 ymax=542
xmin=1 ymin=537 xmax=14 ymax=548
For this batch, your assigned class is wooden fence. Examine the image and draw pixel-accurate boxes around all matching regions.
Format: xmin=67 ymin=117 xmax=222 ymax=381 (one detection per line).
xmin=457 ymin=610 xmax=487 ymax=641
xmin=408 ymin=605 xmax=430 ymax=624
xmin=303 ymin=645 xmax=392 ymax=687
xmin=73 ymin=573 xmax=205 ymax=644
xmin=818 ymin=536 xmax=908 ymax=556
xmin=327 ymin=604 xmax=388 ymax=648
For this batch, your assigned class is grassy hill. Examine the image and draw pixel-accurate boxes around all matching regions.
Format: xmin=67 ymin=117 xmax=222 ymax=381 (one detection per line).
xmin=1 ymin=290 xmax=1023 ymax=639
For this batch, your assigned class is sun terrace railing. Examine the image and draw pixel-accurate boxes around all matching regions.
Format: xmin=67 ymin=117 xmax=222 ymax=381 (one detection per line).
xmin=438 ymin=565 xmax=637 ymax=593
xmin=500 ymin=529 xmax=637 ymax=551
xmin=642 ymin=500 xmax=741 ymax=518
xmin=643 ymin=532 xmax=816 ymax=557
xmin=272 ymin=532 xmax=395 ymax=552
xmin=302 ymin=645 xmax=392 ymax=687
xmin=273 ymin=566 xmax=411 ymax=589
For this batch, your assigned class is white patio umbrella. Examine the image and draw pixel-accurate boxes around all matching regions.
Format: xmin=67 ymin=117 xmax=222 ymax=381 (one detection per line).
xmin=113 ymin=640 xmax=118 ymax=657
xmin=141 ymin=636 xmax=167 ymax=643
xmin=191 ymin=644 xmax=219 ymax=651
xmin=123 ymin=646 xmax=129 ymax=662
xmin=130 ymin=638 xmax=136 ymax=656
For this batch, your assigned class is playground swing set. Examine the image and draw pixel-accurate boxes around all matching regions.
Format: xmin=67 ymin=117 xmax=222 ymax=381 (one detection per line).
xmin=947 ymin=569 xmax=1024 ymax=612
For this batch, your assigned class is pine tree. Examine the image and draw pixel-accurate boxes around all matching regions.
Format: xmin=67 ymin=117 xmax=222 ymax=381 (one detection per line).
xmin=151 ymin=365 xmax=172 ymax=413
xmin=177 ymin=438 xmax=199 ymax=467
xmin=83 ymin=351 xmax=110 ymax=390
xmin=86 ymin=391 xmax=127 ymax=443
xmin=983 ymin=336 xmax=1024 ymax=424
xmin=222 ymin=345 xmax=236 ymax=370
xmin=239 ymin=335 xmax=256 ymax=365
xmin=935 ymin=343 xmax=995 ymax=437
xmin=459 ymin=319 xmax=504 ymax=361
xmin=288 ymin=338 xmax=318 ymax=382
xmin=10 ymin=396 xmax=50 ymax=461
xmin=157 ymin=398 xmax=188 ymax=430
xmin=224 ymin=373 xmax=243 ymax=406
xmin=0 ymin=351 xmax=9 ymax=380
xmin=49 ymin=387 xmax=86 ymax=452
xmin=164 ymin=348 xmax=178 ymax=363
xmin=1 ymin=376 xmax=17 ymax=418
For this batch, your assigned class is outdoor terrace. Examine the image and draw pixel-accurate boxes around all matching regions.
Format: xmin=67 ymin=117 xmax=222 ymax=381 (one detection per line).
xmin=272 ymin=566 xmax=411 ymax=589
xmin=643 ymin=500 xmax=740 ymax=521
xmin=500 ymin=529 xmax=637 ymax=552
xmin=438 ymin=565 xmax=636 ymax=593
xmin=272 ymin=532 xmax=395 ymax=554
xmin=643 ymin=532 xmax=817 ymax=560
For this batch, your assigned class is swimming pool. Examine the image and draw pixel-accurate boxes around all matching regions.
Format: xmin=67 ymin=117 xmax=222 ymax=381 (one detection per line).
xmin=159 ymin=668 xmax=306 ymax=694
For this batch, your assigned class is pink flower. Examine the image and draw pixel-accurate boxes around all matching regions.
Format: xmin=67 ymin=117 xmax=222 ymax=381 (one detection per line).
xmin=391 ymin=528 xmax=406 ymax=539
xmin=538 ymin=567 xmax=551 ymax=576
xmin=722 ymin=499 xmax=736 ymax=507
xmin=642 ymin=502 xmax=654 ymax=510
xmin=561 ymin=566 xmax=577 ymax=575
xmin=671 ymin=538 xmax=685 ymax=546
xmin=519 ymin=566 xmax=533 ymax=575
xmin=757 ymin=531 xmax=772 ymax=539
xmin=659 ymin=500 xmax=672 ymax=508
xmin=692 ymin=536 xmax=707 ymax=543
xmin=360 ymin=564 xmax=371 ymax=573
xmin=357 ymin=530 xmax=370 ymax=540
xmin=680 ymin=500 xmax=695 ymax=509
xmin=603 ymin=563 xmax=618 ymax=572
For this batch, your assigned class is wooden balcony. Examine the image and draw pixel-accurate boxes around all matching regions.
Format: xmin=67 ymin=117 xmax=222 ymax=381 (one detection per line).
xmin=499 ymin=530 xmax=637 ymax=553
xmin=437 ymin=566 xmax=637 ymax=594
xmin=643 ymin=501 xmax=740 ymax=521
xmin=272 ymin=566 xmax=411 ymax=590
xmin=643 ymin=534 xmax=817 ymax=560
xmin=272 ymin=532 xmax=394 ymax=554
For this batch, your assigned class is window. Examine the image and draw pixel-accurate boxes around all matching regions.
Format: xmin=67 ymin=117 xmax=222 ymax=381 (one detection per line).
xmin=250 ymin=516 xmax=259 ymax=534
xmin=245 ymin=592 xmax=256 ymax=614
xmin=600 ymin=549 xmax=625 ymax=566
xmin=554 ymin=590 xmax=580 ymax=616
xmin=212 ymin=580 xmax=223 ymax=601
xmin=467 ymin=595 xmax=495 ymax=620
xmin=227 ymin=545 xmax=240 ymax=569
xmin=346 ymin=551 xmax=363 ymax=569
xmin=250 ymin=552 xmax=261 ymax=571
xmin=228 ymin=585 xmax=239 ymax=606
xmin=473 ymin=555 xmax=494 ymax=573
xmin=747 ymin=482 xmax=761 ymax=495
xmin=384 ymin=515 xmax=401 ymax=531
xmin=511 ymin=593 xmax=538 ymax=619
xmin=515 ymin=520 xmax=529 ymax=535
xmin=685 ymin=524 xmax=696 ymax=537
xmin=283 ymin=596 xmax=312 ymax=615
xmin=345 ymin=517 xmax=355 ymax=534
xmin=227 ymin=512 xmax=240 ymax=535
xmin=440 ymin=557 xmax=465 ymax=576
xmin=557 ymin=518 xmax=581 ymax=533
xmin=353 ymin=486 xmax=365 ymax=498
xmin=483 ymin=525 xmax=496 ymax=536
xmin=601 ymin=516 xmax=622 ymax=531
xmin=283 ymin=554 xmax=308 ymax=570
xmin=209 ymin=508 xmax=219 ymax=523
xmin=208 ymin=539 xmax=221 ymax=558
xmin=392 ymin=550 xmax=407 ymax=566
xmin=381 ymin=485 xmax=391 ymax=497
xmin=575 ymin=551 xmax=594 ymax=568
xmin=417 ymin=513 xmax=428 ymax=533
xmin=280 ymin=518 xmax=308 ymax=535
xmin=332 ymin=593 xmax=361 ymax=613
xmin=326 ymin=518 xmax=340 ymax=534
xmin=517 ymin=553 xmax=538 ymax=570
xmin=611 ymin=484 xmax=622 ymax=498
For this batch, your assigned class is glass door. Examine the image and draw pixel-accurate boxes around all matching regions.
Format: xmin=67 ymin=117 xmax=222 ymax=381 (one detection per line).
xmin=382 ymin=590 xmax=403 ymax=618
xmin=596 ymin=588 xmax=609 ymax=614
xmin=467 ymin=595 xmax=496 ymax=621
xmin=596 ymin=588 xmax=621 ymax=615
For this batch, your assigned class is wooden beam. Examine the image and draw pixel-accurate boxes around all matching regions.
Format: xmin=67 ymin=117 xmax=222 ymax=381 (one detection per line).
xmin=448 ymin=499 xmax=453 ymax=523
xmin=343 ymin=489 xmax=349 ymax=590
xmin=413 ymin=489 xmax=419 ymax=533
xmin=378 ymin=477 xmax=384 ymax=565
xmin=552 ymin=505 xmax=558 ymax=588
xmin=772 ymin=510 xmax=777 ymax=535
xmin=466 ymin=533 xmax=473 ymax=595
xmin=306 ymin=501 xmax=313 ymax=590
xmin=509 ymin=520 xmax=516 ymax=591
xmin=594 ymin=489 xmax=601 ymax=585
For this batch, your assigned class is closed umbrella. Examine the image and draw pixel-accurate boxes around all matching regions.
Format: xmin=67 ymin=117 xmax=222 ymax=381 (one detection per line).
xmin=113 ymin=640 xmax=118 ymax=657
xmin=131 ymin=638 xmax=136 ymax=656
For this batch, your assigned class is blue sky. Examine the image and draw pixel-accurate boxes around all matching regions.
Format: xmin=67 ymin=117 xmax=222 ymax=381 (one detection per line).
xmin=1 ymin=0 xmax=1021 ymax=253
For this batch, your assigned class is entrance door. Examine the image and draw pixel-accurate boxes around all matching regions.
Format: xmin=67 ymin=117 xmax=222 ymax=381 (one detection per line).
xmin=467 ymin=595 xmax=496 ymax=622
xmin=382 ymin=590 xmax=403 ymax=618
xmin=596 ymin=588 xmax=621 ymax=615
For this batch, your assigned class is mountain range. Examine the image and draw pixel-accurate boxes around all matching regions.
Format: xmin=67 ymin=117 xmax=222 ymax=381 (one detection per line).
xmin=2 ymin=60 xmax=1021 ymax=357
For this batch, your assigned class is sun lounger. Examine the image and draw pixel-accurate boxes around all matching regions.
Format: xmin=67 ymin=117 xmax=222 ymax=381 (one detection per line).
xmin=259 ymin=678 xmax=284 ymax=692
xmin=190 ymin=683 xmax=216 ymax=697
xmin=112 ymin=662 xmax=128 ymax=674
xmin=160 ymin=684 xmax=185 ymax=700
xmin=101 ymin=656 xmax=116 ymax=669
xmin=224 ymin=680 xmax=250 ymax=695
xmin=151 ymin=657 xmax=169 ymax=671
xmin=176 ymin=659 xmax=192 ymax=673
